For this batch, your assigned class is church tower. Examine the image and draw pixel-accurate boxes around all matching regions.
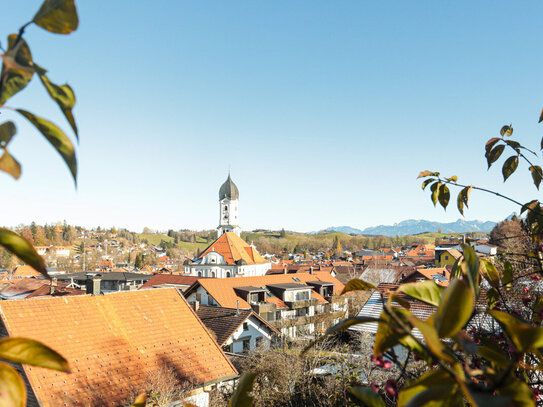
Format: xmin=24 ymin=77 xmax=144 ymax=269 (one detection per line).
xmin=218 ymin=173 xmax=241 ymax=236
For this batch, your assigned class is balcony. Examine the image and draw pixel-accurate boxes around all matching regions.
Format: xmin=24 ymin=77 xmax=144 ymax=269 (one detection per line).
xmin=285 ymin=298 xmax=318 ymax=309
xmin=250 ymin=302 xmax=276 ymax=314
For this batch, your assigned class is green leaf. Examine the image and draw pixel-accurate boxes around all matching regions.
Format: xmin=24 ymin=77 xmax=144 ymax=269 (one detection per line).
xmin=406 ymin=314 xmax=454 ymax=363
xmin=229 ymin=372 xmax=256 ymax=407
xmin=16 ymin=109 xmax=77 ymax=184
xmin=505 ymin=139 xmax=521 ymax=153
xmin=486 ymin=144 xmax=505 ymax=169
xmin=502 ymin=155 xmax=519 ymax=182
xmin=489 ymin=310 xmax=543 ymax=352
xmin=398 ymin=370 xmax=458 ymax=407
xmin=502 ymin=261 xmax=513 ymax=287
xmin=0 ymin=228 xmax=48 ymax=278
xmin=438 ymin=184 xmax=450 ymax=210
xmin=0 ymin=361 xmax=26 ymax=407
xmin=421 ymin=178 xmax=435 ymax=190
xmin=478 ymin=345 xmax=510 ymax=367
xmin=0 ymin=337 xmax=69 ymax=372
xmin=348 ymin=387 xmax=385 ymax=407
xmin=0 ymin=35 xmax=34 ymax=105
xmin=302 ymin=316 xmax=380 ymax=355
xmin=0 ymin=121 xmax=16 ymax=148
xmin=497 ymin=379 xmax=535 ymax=407
xmin=485 ymin=137 xmax=501 ymax=154
xmin=33 ymin=0 xmax=79 ymax=34
xmin=396 ymin=280 xmax=444 ymax=307
xmin=460 ymin=244 xmax=480 ymax=298
xmin=486 ymin=287 xmax=499 ymax=309
xmin=435 ymin=279 xmax=474 ymax=338
xmin=430 ymin=182 xmax=441 ymax=207
xmin=479 ymin=258 xmax=500 ymax=288
xmin=341 ymin=279 xmax=376 ymax=294
xmin=0 ymin=150 xmax=21 ymax=180
xmin=418 ymin=170 xmax=440 ymax=178
xmin=529 ymin=166 xmax=542 ymax=190
xmin=456 ymin=186 xmax=472 ymax=216
xmin=500 ymin=125 xmax=513 ymax=137
xmin=130 ymin=393 xmax=147 ymax=407
xmin=38 ymin=73 xmax=78 ymax=139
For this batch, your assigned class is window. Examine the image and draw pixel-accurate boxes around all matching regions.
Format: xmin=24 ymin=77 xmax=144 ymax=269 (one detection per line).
xmin=296 ymin=308 xmax=307 ymax=317
xmin=223 ymin=344 xmax=232 ymax=353
xmin=276 ymin=311 xmax=282 ymax=321
xmin=242 ymin=339 xmax=250 ymax=353
xmin=224 ymin=205 xmax=228 ymax=211
xmin=211 ymin=271 xmax=216 ymax=278
xmin=255 ymin=337 xmax=263 ymax=348
xmin=197 ymin=271 xmax=202 ymax=277
xmin=243 ymin=322 xmax=248 ymax=331
xmin=295 ymin=290 xmax=310 ymax=301
xmin=444 ymin=255 xmax=449 ymax=260
xmin=226 ymin=271 xmax=231 ymax=278
xmin=293 ymin=277 xmax=300 ymax=282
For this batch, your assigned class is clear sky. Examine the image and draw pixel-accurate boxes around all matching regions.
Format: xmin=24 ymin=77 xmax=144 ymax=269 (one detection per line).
xmin=1 ymin=1 xmax=542 ymax=233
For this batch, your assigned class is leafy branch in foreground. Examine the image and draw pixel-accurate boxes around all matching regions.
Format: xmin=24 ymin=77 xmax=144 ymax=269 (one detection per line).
xmin=0 ymin=1 xmax=79 ymax=405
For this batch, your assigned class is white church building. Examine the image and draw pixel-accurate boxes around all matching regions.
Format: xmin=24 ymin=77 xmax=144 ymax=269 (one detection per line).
xmin=184 ymin=174 xmax=271 ymax=278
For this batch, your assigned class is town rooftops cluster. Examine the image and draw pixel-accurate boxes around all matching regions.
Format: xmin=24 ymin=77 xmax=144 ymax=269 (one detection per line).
xmin=185 ymin=271 xmax=344 ymax=309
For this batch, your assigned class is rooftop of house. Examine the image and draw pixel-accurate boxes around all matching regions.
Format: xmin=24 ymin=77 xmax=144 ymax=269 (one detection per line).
xmin=185 ymin=271 xmax=344 ymax=309
xmin=139 ymin=274 xmax=205 ymax=290
xmin=195 ymin=232 xmax=268 ymax=266
xmin=56 ymin=271 xmax=153 ymax=282
xmin=0 ymin=288 xmax=237 ymax=406
xmin=196 ymin=305 xmax=279 ymax=346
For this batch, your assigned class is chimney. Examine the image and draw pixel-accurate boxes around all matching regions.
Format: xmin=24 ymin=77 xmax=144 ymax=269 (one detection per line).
xmin=85 ymin=273 xmax=101 ymax=296
xmin=462 ymin=235 xmax=466 ymax=245
xmin=443 ymin=269 xmax=446 ymax=277
xmin=309 ymin=266 xmax=314 ymax=275
xmin=236 ymin=300 xmax=240 ymax=316
xmin=50 ymin=277 xmax=57 ymax=295
xmin=283 ymin=266 xmax=287 ymax=275
xmin=193 ymin=300 xmax=200 ymax=312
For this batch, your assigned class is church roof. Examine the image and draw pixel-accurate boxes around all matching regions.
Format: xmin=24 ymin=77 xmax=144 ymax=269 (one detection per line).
xmin=199 ymin=232 xmax=268 ymax=265
xmin=219 ymin=174 xmax=239 ymax=200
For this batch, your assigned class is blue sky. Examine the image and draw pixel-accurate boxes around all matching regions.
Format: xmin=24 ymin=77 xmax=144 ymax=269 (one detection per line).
xmin=1 ymin=1 xmax=542 ymax=232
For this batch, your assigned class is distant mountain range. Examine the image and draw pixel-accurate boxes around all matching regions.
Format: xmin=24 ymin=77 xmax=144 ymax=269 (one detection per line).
xmin=317 ymin=219 xmax=497 ymax=237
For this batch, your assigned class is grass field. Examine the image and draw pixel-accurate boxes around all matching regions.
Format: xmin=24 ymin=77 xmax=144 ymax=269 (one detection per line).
xmin=138 ymin=233 xmax=210 ymax=254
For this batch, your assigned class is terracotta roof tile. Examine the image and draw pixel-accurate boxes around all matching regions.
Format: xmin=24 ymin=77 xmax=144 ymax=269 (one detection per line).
xmin=199 ymin=233 xmax=268 ymax=266
xmin=0 ymin=289 xmax=237 ymax=406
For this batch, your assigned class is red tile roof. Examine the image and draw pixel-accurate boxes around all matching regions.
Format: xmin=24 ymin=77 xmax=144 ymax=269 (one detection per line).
xmin=0 ymin=289 xmax=237 ymax=406
xmin=198 ymin=232 xmax=268 ymax=265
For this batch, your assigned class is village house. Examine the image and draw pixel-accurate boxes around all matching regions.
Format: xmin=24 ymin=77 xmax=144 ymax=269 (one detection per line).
xmin=195 ymin=304 xmax=279 ymax=354
xmin=0 ymin=288 xmax=238 ymax=407
xmin=56 ymin=271 xmax=152 ymax=292
xmin=184 ymin=272 xmax=347 ymax=338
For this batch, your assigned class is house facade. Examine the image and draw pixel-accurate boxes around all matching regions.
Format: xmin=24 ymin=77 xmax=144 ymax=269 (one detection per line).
xmin=195 ymin=304 xmax=279 ymax=354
